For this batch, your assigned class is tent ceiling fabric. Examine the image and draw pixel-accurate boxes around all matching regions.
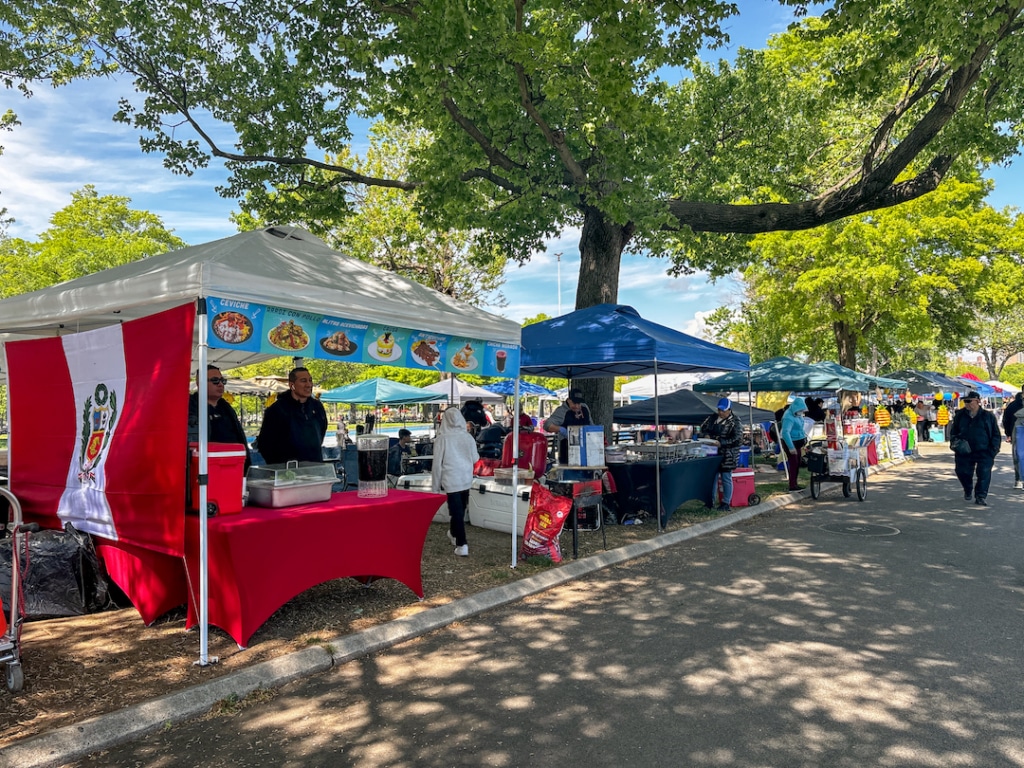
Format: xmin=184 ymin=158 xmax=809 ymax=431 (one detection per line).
xmin=519 ymin=304 xmax=749 ymax=379
xmin=694 ymin=356 xmax=866 ymax=393
xmin=0 ymin=226 xmax=521 ymax=377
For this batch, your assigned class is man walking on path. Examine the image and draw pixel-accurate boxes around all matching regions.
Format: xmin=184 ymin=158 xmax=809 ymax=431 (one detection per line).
xmin=1000 ymin=391 xmax=1023 ymax=489
xmin=950 ymin=390 xmax=1002 ymax=505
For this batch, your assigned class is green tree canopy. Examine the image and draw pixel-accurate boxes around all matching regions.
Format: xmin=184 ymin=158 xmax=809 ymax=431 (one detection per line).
xmin=0 ymin=185 xmax=186 ymax=298
xmin=4 ymin=0 xmax=1023 ymax=422
xmin=713 ymin=175 xmax=1024 ymax=371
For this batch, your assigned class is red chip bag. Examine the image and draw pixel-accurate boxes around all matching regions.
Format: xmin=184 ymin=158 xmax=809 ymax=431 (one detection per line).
xmin=473 ymin=458 xmax=498 ymax=476
xmin=519 ymin=482 xmax=572 ymax=563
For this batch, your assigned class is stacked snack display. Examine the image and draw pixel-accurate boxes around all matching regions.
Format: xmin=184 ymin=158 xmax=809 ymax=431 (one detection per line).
xmin=357 ymin=434 xmax=389 ymax=498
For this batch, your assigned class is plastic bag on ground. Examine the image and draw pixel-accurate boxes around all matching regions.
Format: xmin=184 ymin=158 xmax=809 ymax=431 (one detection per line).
xmin=519 ymin=482 xmax=572 ymax=563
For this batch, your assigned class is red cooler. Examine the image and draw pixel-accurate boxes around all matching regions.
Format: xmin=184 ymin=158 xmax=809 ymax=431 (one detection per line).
xmin=188 ymin=442 xmax=247 ymax=515
xmin=719 ymin=468 xmax=756 ymax=508
xmin=501 ymin=431 xmax=548 ymax=476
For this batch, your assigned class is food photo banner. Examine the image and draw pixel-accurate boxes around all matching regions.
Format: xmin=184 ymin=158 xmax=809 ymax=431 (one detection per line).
xmin=207 ymin=297 xmax=520 ymax=377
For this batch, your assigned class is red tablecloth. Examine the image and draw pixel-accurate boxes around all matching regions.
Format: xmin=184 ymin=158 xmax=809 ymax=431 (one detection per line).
xmin=95 ymin=540 xmax=188 ymax=625
xmin=183 ymin=490 xmax=444 ymax=647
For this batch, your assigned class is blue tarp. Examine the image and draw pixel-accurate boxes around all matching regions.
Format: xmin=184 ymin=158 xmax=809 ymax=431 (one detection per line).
xmin=519 ymin=304 xmax=749 ymax=379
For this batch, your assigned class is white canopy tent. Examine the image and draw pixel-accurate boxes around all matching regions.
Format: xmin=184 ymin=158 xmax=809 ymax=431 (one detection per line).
xmin=986 ymin=379 xmax=1021 ymax=394
xmin=619 ymin=372 xmax=718 ymax=400
xmin=0 ymin=226 xmax=522 ymax=664
xmin=422 ymin=377 xmax=506 ymax=405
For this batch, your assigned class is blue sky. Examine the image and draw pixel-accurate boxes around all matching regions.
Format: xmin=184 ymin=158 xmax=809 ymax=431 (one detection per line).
xmin=1 ymin=1 xmax=1019 ymax=337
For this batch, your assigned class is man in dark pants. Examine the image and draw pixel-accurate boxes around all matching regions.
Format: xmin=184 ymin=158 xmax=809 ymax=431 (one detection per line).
xmin=950 ymin=391 xmax=1002 ymax=506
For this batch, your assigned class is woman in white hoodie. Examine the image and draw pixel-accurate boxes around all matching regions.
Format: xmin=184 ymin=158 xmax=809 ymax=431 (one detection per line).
xmin=432 ymin=408 xmax=479 ymax=556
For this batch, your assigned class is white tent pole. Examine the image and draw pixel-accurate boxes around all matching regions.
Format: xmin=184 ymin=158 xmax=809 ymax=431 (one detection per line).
xmin=511 ymin=377 xmax=521 ymax=569
xmin=196 ymin=299 xmax=217 ymax=666
xmin=654 ymin=359 xmax=662 ymax=532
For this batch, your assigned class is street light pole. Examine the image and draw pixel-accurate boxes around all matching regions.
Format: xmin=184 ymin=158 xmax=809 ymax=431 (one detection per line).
xmin=557 ymin=252 xmax=561 ymax=316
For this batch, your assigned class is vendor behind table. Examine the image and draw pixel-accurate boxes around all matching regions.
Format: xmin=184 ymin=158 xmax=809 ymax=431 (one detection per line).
xmin=543 ymin=388 xmax=593 ymax=464
xmin=188 ymin=365 xmax=252 ymax=471
xmin=256 ymin=366 xmax=328 ymax=465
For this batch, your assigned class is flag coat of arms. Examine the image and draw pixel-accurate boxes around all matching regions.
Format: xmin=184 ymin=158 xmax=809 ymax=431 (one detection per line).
xmin=6 ymin=304 xmax=195 ymax=556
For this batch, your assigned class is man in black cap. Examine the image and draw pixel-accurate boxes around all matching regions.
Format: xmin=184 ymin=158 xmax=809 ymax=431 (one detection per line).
xmin=950 ymin=391 xmax=1002 ymax=506
xmin=543 ymin=387 xmax=593 ymax=464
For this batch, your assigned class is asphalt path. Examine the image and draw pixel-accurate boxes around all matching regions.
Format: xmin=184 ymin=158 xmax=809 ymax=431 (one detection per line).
xmin=70 ymin=445 xmax=1024 ymax=767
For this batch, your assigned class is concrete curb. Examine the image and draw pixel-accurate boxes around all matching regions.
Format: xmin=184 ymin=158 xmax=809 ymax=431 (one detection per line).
xmin=1 ymin=458 xmax=906 ymax=767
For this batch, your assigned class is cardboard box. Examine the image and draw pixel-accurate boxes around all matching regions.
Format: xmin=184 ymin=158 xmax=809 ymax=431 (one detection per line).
xmin=567 ymin=426 xmax=605 ymax=467
xmin=189 ymin=442 xmax=246 ymax=515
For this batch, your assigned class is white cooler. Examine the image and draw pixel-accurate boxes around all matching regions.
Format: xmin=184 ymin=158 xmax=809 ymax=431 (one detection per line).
xmin=395 ymin=474 xmax=449 ymax=523
xmin=468 ymin=478 xmax=531 ymax=535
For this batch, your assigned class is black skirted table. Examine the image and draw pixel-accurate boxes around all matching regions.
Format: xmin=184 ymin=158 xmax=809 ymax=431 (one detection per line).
xmin=607 ymin=455 xmax=723 ymax=525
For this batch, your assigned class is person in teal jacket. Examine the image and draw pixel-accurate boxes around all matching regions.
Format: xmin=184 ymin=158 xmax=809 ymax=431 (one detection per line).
xmin=780 ymin=396 xmax=809 ymax=491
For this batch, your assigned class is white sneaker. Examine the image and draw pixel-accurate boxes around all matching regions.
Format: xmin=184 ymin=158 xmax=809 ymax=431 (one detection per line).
xmin=1016 ymin=481 xmax=1023 ymax=490
xmin=454 ymin=544 xmax=469 ymax=557
xmin=447 ymin=531 xmax=457 ymax=546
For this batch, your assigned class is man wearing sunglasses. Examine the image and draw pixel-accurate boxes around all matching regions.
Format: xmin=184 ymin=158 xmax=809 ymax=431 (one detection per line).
xmin=187 ymin=365 xmax=252 ymax=470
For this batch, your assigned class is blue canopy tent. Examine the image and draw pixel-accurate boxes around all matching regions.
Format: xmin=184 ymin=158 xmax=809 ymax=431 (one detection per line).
xmin=482 ymin=379 xmax=558 ymax=397
xmin=956 ymin=378 xmax=999 ymax=398
xmin=520 ymin=304 xmax=750 ymax=379
xmin=520 ymin=304 xmax=750 ymax=529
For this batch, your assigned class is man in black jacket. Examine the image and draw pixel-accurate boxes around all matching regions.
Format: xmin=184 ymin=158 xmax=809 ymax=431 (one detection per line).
xmin=256 ymin=367 xmax=328 ymax=465
xmin=699 ymin=398 xmax=742 ymax=512
xmin=951 ymin=392 xmax=1002 ymax=506
xmin=188 ymin=366 xmax=251 ymax=470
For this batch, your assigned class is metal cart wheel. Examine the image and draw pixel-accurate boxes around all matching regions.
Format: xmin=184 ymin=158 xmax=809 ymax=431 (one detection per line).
xmin=747 ymin=493 xmax=761 ymax=506
xmin=856 ymin=468 xmax=867 ymax=501
xmin=842 ymin=478 xmax=852 ymax=497
xmin=6 ymin=662 xmax=24 ymax=693
xmin=810 ymin=475 xmax=821 ymax=499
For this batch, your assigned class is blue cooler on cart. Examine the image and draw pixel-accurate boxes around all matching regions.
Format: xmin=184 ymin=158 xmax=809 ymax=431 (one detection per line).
xmin=737 ymin=446 xmax=751 ymax=468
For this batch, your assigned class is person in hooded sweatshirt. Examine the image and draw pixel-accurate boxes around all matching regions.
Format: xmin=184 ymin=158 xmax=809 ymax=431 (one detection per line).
xmin=432 ymin=408 xmax=479 ymax=557
xmin=780 ymin=396 xmax=809 ymax=491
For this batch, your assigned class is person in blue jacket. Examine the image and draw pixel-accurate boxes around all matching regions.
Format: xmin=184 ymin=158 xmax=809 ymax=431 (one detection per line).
xmin=780 ymin=396 xmax=809 ymax=491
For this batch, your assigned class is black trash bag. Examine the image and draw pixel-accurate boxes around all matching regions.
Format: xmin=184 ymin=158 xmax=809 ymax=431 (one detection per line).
xmin=0 ymin=522 xmax=110 ymax=619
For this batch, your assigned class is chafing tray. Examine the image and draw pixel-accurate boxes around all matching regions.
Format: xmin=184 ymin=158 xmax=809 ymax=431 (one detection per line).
xmin=246 ymin=461 xmax=336 ymax=508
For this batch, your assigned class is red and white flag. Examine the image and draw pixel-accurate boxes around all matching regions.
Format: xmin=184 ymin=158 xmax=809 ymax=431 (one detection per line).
xmin=7 ymin=304 xmax=195 ymax=556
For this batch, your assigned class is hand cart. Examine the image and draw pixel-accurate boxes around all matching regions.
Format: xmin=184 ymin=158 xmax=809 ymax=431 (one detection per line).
xmin=1 ymin=487 xmax=39 ymax=692
xmin=805 ymin=440 xmax=867 ymax=501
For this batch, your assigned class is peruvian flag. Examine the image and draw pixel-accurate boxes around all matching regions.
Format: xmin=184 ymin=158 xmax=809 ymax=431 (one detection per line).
xmin=6 ymin=304 xmax=195 ymax=556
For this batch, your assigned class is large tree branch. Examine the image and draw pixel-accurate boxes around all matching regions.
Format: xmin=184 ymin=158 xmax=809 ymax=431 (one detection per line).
xmin=669 ymin=4 xmax=1021 ymax=235
xmin=512 ymin=0 xmax=587 ymax=186
xmin=671 ymin=3 xmax=1015 ymax=234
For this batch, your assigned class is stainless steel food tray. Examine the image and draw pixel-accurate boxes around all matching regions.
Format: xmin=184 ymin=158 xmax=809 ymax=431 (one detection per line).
xmin=246 ymin=479 xmax=334 ymax=508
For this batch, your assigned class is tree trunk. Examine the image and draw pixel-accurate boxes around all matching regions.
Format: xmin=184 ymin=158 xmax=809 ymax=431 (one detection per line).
xmin=834 ymin=320 xmax=858 ymax=370
xmin=572 ymin=206 xmax=634 ymax=431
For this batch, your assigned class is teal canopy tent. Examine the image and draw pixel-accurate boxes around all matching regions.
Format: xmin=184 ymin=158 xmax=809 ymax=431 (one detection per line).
xmin=320 ymin=378 xmax=448 ymax=405
xmin=694 ymin=356 xmax=866 ymax=394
